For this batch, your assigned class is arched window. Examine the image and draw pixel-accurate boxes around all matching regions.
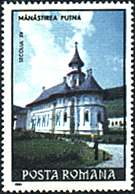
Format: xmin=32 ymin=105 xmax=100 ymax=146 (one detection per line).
xmin=97 ymin=112 xmax=102 ymax=122
xmin=71 ymin=75 xmax=77 ymax=87
xmin=63 ymin=98 xmax=65 ymax=104
xmin=77 ymin=108 xmax=80 ymax=127
xmin=64 ymin=112 xmax=67 ymax=122
xmin=115 ymin=121 xmax=118 ymax=125
xmin=37 ymin=116 xmax=41 ymax=127
xmin=112 ymin=121 xmax=114 ymax=126
xmin=42 ymin=115 xmax=46 ymax=127
xmin=56 ymin=112 xmax=61 ymax=126
xmin=84 ymin=111 xmax=89 ymax=122
xmin=46 ymin=114 xmax=49 ymax=126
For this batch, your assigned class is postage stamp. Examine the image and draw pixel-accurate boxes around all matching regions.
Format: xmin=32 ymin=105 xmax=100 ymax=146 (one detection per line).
xmin=2 ymin=1 xmax=134 ymax=192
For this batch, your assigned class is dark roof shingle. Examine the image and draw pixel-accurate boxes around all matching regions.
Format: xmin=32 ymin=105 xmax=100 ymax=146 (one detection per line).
xmin=27 ymin=83 xmax=71 ymax=106
xmin=68 ymin=43 xmax=84 ymax=68
xmin=80 ymin=76 xmax=102 ymax=92
xmin=27 ymin=76 xmax=103 ymax=106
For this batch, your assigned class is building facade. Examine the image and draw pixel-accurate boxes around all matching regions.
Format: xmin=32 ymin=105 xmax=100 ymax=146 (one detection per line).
xmin=108 ymin=117 xmax=124 ymax=129
xmin=13 ymin=105 xmax=27 ymax=130
xmin=26 ymin=42 xmax=107 ymax=135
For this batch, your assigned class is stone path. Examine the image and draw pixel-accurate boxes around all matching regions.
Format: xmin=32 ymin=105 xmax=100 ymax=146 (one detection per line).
xmin=87 ymin=142 xmax=124 ymax=168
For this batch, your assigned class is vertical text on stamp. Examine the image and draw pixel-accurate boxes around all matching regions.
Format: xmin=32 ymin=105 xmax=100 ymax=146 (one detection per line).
xmin=18 ymin=32 xmax=24 ymax=63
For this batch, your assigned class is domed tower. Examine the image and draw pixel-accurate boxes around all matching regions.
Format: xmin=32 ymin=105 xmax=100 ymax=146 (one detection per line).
xmin=67 ymin=42 xmax=85 ymax=88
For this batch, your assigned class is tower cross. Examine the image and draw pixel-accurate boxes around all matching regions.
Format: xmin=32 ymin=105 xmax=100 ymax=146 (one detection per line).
xmin=75 ymin=41 xmax=78 ymax=48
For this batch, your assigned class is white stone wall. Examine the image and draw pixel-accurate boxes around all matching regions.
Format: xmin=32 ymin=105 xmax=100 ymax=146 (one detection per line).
xmin=74 ymin=94 xmax=104 ymax=134
xmin=26 ymin=109 xmax=32 ymax=130
xmin=108 ymin=117 xmax=124 ymax=129
xmin=76 ymin=106 xmax=104 ymax=134
xmin=15 ymin=113 xmax=27 ymax=130
xmin=27 ymin=103 xmax=53 ymax=133
xmin=54 ymin=98 xmax=71 ymax=134
xmin=26 ymin=93 xmax=105 ymax=135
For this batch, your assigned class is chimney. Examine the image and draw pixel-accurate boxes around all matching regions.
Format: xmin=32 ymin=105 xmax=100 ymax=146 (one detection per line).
xmin=87 ymin=68 xmax=92 ymax=78
xmin=42 ymin=86 xmax=45 ymax=91
xmin=63 ymin=76 xmax=67 ymax=84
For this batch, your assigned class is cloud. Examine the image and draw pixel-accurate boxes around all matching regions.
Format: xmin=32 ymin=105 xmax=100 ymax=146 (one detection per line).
xmin=14 ymin=82 xmax=30 ymax=107
xmin=63 ymin=11 xmax=95 ymax=66
xmin=15 ymin=11 xmax=95 ymax=106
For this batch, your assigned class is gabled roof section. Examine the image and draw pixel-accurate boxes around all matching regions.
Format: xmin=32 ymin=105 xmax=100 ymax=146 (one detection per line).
xmin=13 ymin=105 xmax=27 ymax=114
xmin=13 ymin=105 xmax=24 ymax=113
xmin=68 ymin=42 xmax=84 ymax=68
xmin=80 ymin=75 xmax=103 ymax=92
xmin=26 ymin=82 xmax=71 ymax=106
xmin=27 ymin=76 xmax=103 ymax=107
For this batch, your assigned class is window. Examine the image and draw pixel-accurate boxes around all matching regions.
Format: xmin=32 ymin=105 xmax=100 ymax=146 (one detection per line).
xmin=72 ymin=78 xmax=77 ymax=87
xmin=97 ymin=112 xmax=102 ymax=122
xmin=83 ymin=95 xmax=87 ymax=102
xmin=92 ymin=97 xmax=95 ymax=101
xmin=56 ymin=111 xmax=61 ymax=126
xmin=63 ymin=112 xmax=67 ymax=122
xmin=119 ymin=121 xmax=123 ymax=126
xmin=77 ymin=108 xmax=80 ymax=127
xmin=84 ymin=111 xmax=89 ymax=122
xmin=37 ymin=116 xmax=41 ymax=127
xmin=42 ymin=115 xmax=46 ymax=127
xmin=63 ymin=98 xmax=65 ymax=104
xmin=89 ymin=97 xmax=92 ymax=101
xmin=112 ymin=121 xmax=114 ymax=126
xmin=31 ymin=115 xmax=36 ymax=130
xmin=46 ymin=114 xmax=49 ymax=126
xmin=115 ymin=121 xmax=118 ymax=125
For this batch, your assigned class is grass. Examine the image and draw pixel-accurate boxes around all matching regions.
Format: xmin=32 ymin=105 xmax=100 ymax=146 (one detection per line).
xmin=13 ymin=137 xmax=111 ymax=180
xmin=104 ymin=99 xmax=124 ymax=118
xmin=102 ymin=127 xmax=125 ymax=144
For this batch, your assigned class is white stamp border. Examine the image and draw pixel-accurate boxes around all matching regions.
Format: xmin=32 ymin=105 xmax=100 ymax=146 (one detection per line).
xmin=2 ymin=1 xmax=134 ymax=192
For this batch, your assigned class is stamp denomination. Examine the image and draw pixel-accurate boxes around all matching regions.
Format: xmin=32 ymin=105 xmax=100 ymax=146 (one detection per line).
xmin=2 ymin=2 xmax=134 ymax=192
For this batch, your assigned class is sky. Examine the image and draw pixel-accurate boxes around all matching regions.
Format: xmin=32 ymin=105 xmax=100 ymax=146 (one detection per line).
xmin=13 ymin=10 xmax=124 ymax=107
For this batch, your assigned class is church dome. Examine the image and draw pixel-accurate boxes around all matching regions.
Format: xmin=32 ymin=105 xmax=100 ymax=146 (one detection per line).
xmin=68 ymin=42 xmax=84 ymax=68
xmin=26 ymin=43 xmax=103 ymax=107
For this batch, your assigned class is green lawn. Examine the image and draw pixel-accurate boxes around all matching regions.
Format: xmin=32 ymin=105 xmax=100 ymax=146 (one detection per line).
xmin=13 ymin=138 xmax=110 ymax=170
